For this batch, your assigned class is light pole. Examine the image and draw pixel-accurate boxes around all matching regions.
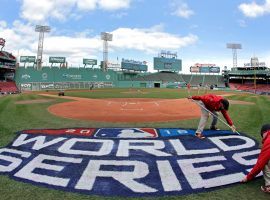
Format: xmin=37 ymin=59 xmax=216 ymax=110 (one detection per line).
xmin=35 ymin=25 xmax=51 ymax=70
xmin=100 ymin=32 xmax=113 ymax=72
xmin=226 ymin=43 xmax=242 ymax=68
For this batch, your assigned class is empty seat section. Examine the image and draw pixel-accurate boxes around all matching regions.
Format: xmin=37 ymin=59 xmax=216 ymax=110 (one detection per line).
xmin=0 ymin=81 xmax=19 ymax=93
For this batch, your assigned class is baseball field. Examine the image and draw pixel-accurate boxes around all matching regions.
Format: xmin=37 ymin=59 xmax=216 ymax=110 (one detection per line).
xmin=0 ymin=88 xmax=269 ymax=200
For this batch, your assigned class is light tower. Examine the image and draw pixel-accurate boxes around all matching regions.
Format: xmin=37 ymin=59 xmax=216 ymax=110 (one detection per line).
xmin=226 ymin=43 xmax=242 ymax=68
xmin=35 ymin=25 xmax=51 ymax=70
xmin=100 ymin=32 xmax=113 ymax=71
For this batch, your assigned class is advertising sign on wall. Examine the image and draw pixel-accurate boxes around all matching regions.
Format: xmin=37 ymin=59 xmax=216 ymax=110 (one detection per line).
xmin=49 ymin=57 xmax=66 ymax=63
xmin=20 ymin=56 xmax=36 ymax=63
xmin=83 ymin=59 xmax=97 ymax=65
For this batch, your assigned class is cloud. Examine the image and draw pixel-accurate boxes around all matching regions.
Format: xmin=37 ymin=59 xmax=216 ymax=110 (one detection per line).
xmin=20 ymin=0 xmax=74 ymax=23
xmin=76 ymin=0 xmax=97 ymax=10
xmin=0 ymin=21 xmax=37 ymax=51
xmin=238 ymin=19 xmax=247 ymax=27
xmin=111 ymin=12 xmax=128 ymax=19
xmin=77 ymin=0 xmax=131 ymax=11
xmin=0 ymin=21 xmax=198 ymax=66
xmin=171 ymin=0 xmax=194 ymax=19
xmin=20 ymin=0 xmax=132 ymax=23
xmin=111 ymin=26 xmax=198 ymax=54
xmin=98 ymin=0 xmax=131 ymax=10
xmin=0 ymin=21 xmax=7 ymax=29
xmin=41 ymin=36 xmax=102 ymax=55
xmin=239 ymin=0 xmax=270 ymax=18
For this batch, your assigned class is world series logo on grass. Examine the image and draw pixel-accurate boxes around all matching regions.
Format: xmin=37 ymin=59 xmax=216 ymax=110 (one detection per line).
xmin=0 ymin=128 xmax=262 ymax=197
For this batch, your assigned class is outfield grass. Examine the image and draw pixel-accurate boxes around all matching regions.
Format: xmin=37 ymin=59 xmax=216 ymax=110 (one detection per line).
xmin=0 ymin=88 xmax=269 ymax=200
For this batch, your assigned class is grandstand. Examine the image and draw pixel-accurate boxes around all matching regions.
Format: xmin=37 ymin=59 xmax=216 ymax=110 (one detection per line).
xmin=227 ymin=57 xmax=270 ymax=94
xmin=0 ymin=44 xmax=19 ymax=94
xmin=14 ymin=53 xmax=227 ymax=91
xmin=131 ymin=72 xmax=225 ymax=89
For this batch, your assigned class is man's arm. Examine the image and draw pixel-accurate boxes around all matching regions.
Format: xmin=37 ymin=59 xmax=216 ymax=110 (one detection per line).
xmin=191 ymin=96 xmax=202 ymax=101
xmin=220 ymin=110 xmax=233 ymax=126
xmin=245 ymin=141 xmax=270 ymax=181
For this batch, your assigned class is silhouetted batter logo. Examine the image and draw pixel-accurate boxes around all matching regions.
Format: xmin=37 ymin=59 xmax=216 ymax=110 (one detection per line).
xmin=95 ymin=128 xmax=157 ymax=138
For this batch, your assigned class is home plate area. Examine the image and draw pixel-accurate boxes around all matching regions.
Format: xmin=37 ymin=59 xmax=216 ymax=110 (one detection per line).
xmin=0 ymin=128 xmax=262 ymax=197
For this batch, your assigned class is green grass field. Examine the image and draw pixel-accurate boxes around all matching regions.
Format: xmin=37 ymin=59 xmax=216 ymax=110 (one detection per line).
xmin=0 ymin=88 xmax=269 ymax=200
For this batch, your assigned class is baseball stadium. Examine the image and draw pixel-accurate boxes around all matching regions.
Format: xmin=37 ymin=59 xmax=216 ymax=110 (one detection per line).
xmin=0 ymin=34 xmax=270 ymax=200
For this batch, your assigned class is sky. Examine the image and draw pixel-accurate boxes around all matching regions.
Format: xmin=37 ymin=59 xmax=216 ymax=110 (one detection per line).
xmin=1 ymin=0 xmax=270 ymax=73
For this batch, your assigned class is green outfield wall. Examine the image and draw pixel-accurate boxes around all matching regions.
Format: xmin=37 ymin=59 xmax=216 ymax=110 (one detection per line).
xmin=15 ymin=67 xmax=174 ymax=90
xmin=15 ymin=67 xmax=118 ymax=91
xmin=15 ymin=67 xmax=204 ymax=90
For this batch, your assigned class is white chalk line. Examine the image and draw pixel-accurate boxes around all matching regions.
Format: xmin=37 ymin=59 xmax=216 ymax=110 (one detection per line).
xmin=105 ymin=99 xmax=183 ymax=110
xmin=120 ymin=108 xmax=144 ymax=111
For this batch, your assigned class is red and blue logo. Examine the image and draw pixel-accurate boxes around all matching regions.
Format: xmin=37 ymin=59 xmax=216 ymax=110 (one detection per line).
xmin=95 ymin=128 xmax=157 ymax=138
xmin=0 ymin=128 xmax=262 ymax=197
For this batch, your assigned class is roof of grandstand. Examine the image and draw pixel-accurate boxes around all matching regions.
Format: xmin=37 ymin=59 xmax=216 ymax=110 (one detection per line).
xmin=231 ymin=66 xmax=269 ymax=71
xmin=0 ymin=51 xmax=16 ymax=62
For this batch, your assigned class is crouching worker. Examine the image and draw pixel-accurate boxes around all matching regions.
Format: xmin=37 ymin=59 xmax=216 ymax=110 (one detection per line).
xmin=188 ymin=94 xmax=236 ymax=139
xmin=241 ymin=124 xmax=270 ymax=193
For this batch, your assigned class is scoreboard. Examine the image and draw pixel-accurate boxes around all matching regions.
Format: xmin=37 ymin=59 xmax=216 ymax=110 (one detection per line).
xmin=121 ymin=59 xmax=148 ymax=71
xmin=154 ymin=57 xmax=182 ymax=71
xmin=190 ymin=64 xmax=220 ymax=73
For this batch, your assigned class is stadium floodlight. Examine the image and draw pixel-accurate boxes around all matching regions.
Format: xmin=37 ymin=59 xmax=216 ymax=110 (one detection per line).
xmin=35 ymin=25 xmax=51 ymax=33
xmin=35 ymin=25 xmax=51 ymax=70
xmin=226 ymin=43 xmax=242 ymax=68
xmin=100 ymin=32 xmax=113 ymax=71
xmin=101 ymin=32 xmax=113 ymax=41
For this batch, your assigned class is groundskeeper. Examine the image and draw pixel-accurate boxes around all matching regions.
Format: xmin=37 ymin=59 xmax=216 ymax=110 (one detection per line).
xmin=188 ymin=94 xmax=236 ymax=139
xmin=241 ymin=124 xmax=270 ymax=193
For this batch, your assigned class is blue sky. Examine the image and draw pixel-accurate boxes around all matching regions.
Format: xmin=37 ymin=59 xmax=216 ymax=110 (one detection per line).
xmin=0 ymin=0 xmax=270 ymax=72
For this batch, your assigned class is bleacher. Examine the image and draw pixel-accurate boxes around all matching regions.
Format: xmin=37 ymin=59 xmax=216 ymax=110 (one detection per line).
xmin=131 ymin=73 xmax=226 ymax=89
xmin=216 ymin=76 xmax=226 ymax=87
xmin=204 ymin=75 xmax=217 ymax=86
xmin=229 ymin=83 xmax=270 ymax=92
xmin=157 ymin=72 xmax=179 ymax=81
xmin=190 ymin=75 xmax=204 ymax=86
xmin=133 ymin=72 xmax=184 ymax=82
xmin=0 ymin=81 xmax=19 ymax=94
xmin=181 ymin=74 xmax=226 ymax=88
xmin=181 ymin=74 xmax=192 ymax=83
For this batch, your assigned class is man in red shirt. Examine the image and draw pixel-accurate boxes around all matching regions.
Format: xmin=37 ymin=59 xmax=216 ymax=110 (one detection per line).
xmin=189 ymin=94 xmax=236 ymax=139
xmin=241 ymin=124 xmax=270 ymax=193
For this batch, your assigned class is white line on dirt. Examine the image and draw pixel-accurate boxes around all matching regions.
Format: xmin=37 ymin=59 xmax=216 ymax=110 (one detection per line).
xmin=120 ymin=108 xmax=144 ymax=111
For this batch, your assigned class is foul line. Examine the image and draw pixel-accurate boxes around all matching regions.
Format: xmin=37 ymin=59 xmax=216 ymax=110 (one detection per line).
xmin=120 ymin=108 xmax=144 ymax=111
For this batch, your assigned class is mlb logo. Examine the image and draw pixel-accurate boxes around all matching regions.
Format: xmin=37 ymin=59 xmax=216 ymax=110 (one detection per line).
xmin=95 ymin=128 xmax=158 ymax=138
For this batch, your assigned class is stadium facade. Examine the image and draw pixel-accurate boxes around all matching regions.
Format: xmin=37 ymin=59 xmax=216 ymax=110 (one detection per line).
xmin=1 ymin=37 xmax=269 ymax=93
xmin=225 ymin=57 xmax=270 ymax=94
xmin=0 ymin=50 xmax=245 ymax=92
xmin=13 ymin=50 xmax=226 ymax=91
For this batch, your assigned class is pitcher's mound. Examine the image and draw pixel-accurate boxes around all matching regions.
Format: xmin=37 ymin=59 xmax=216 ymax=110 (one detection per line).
xmin=48 ymin=98 xmax=201 ymax=122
